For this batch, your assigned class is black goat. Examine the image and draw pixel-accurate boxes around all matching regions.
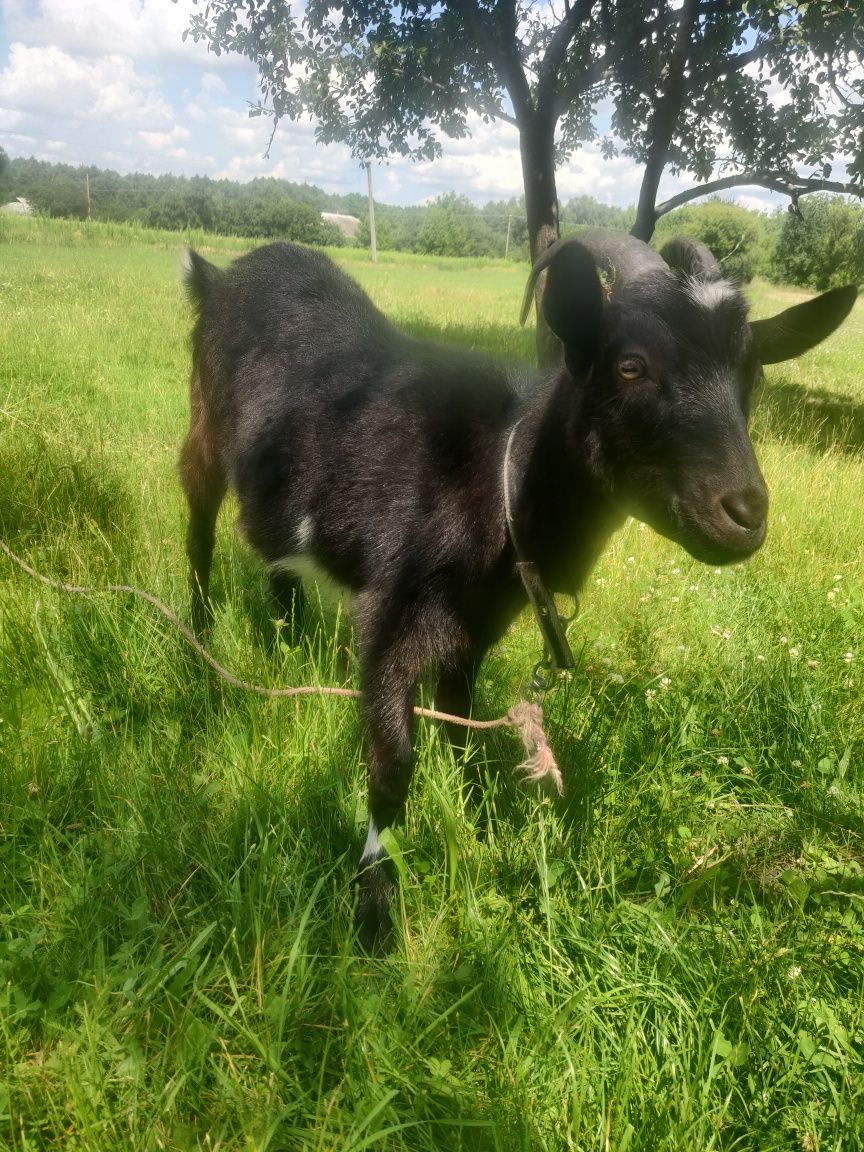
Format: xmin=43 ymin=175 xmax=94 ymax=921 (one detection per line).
xmin=180 ymin=232 xmax=856 ymax=948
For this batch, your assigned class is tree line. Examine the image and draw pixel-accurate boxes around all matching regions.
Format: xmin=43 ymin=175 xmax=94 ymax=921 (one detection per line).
xmin=2 ymin=151 xmax=862 ymax=291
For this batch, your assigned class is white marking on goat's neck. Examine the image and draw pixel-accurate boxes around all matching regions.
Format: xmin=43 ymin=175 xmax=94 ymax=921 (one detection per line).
xmin=686 ymin=277 xmax=737 ymax=311
xmin=360 ymin=817 xmax=382 ymax=864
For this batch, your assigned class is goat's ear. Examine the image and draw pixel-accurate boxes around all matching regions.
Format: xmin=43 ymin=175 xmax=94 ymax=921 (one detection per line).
xmin=659 ymin=236 xmax=722 ymax=282
xmin=520 ymin=237 xmax=604 ymax=358
xmin=750 ymin=284 xmax=858 ymax=365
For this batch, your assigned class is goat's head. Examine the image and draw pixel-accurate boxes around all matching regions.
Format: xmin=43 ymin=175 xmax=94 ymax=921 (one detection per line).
xmin=522 ymin=230 xmax=857 ymax=565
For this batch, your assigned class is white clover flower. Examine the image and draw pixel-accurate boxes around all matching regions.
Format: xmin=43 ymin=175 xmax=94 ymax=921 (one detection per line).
xmin=645 ymin=688 xmax=656 ymax=701
xmin=660 ymin=676 xmax=671 ymax=690
xmin=756 ymin=654 xmax=766 ymax=663
xmin=788 ymin=647 xmax=800 ymax=659
xmin=792 ymin=759 xmax=802 ymax=767
xmin=717 ymin=755 xmax=729 ymax=766
xmin=843 ymin=652 xmax=854 ymax=663
xmin=787 ymin=965 xmax=802 ymax=981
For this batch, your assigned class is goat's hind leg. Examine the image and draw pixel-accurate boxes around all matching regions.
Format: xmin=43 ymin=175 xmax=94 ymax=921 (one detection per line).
xmin=179 ymin=382 xmax=226 ymax=635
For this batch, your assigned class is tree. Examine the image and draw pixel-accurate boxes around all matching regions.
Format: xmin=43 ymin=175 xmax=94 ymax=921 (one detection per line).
xmin=770 ymin=195 xmax=864 ymax=291
xmin=416 ymin=193 xmax=496 ymax=257
xmin=184 ymin=1 xmax=862 ymax=361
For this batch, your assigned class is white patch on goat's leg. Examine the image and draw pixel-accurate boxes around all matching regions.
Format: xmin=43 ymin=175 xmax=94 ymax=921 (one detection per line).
xmin=359 ymin=816 xmax=383 ymax=867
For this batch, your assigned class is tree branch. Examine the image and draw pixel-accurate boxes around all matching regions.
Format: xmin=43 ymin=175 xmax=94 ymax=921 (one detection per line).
xmin=654 ymin=172 xmax=864 ymax=220
xmin=421 ymin=72 xmax=518 ymax=127
xmin=700 ymin=37 xmax=778 ymax=83
xmin=536 ymin=0 xmax=593 ymax=113
xmin=452 ymin=0 xmax=533 ymax=121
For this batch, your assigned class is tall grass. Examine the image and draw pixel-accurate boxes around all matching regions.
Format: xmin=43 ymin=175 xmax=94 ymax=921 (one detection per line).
xmin=1 ymin=216 xmax=862 ymax=1151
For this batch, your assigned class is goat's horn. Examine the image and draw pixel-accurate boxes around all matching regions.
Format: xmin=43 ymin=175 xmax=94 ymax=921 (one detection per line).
xmin=520 ymin=229 xmax=669 ymax=326
xmin=519 ymin=236 xmax=588 ymax=326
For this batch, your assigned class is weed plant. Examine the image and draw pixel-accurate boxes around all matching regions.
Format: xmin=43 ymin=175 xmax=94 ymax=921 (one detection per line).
xmin=1 ymin=216 xmax=862 ymax=1150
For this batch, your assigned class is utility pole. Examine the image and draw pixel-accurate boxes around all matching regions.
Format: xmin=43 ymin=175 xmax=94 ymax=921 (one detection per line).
xmin=365 ymin=161 xmax=377 ymax=264
xmin=504 ymin=213 xmax=513 ymax=259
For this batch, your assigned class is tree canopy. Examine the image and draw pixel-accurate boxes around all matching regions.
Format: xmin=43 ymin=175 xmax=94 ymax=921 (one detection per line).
xmin=186 ymin=2 xmax=862 ymax=224
xmin=185 ymin=0 xmax=862 ymax=360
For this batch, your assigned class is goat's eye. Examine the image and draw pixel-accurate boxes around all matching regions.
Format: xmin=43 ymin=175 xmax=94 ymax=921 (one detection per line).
xmin=617 ymin=356 xmax=646 ymax=382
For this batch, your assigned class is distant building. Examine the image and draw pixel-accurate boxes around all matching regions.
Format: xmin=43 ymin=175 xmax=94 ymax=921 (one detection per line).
xmin=321 ymin=212 xmax=360 ymax=240
xmin=1 ymin=197 xmax=33 ymax=216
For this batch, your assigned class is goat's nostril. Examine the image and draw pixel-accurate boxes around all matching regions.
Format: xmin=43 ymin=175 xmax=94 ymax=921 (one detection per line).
xmin=721 ymin=487 xmax=768 ymax=532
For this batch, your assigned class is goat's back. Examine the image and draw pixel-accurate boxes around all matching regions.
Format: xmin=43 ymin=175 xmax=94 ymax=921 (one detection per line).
xmin=183 ymin=242 xmax=530 ymax=587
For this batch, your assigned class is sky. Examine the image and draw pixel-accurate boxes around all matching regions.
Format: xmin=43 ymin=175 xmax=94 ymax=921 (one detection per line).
xmin=0 ymin=0 xmax=782 ymax=213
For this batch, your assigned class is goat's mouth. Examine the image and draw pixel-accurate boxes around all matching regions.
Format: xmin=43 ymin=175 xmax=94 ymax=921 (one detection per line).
xmin=659 ymin=491 xmax=768 ymax=565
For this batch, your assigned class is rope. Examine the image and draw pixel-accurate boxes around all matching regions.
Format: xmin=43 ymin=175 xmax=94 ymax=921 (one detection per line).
xmin=0 ymin=539 xmax=563 ymax=794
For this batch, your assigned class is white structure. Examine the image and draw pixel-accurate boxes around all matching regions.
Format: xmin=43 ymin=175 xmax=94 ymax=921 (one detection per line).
xmin=321 ymin=212 xmax=360 ymax=240
xmin=0 ymin=197 xmax=32 ymax=216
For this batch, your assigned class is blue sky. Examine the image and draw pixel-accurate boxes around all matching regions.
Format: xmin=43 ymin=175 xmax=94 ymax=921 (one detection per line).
xmin=0 ymin=0 xmax=782 ymax=212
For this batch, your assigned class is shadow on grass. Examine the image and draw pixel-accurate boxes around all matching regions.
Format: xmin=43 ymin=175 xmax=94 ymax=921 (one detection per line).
xmin=755 ymin=376 xmax=864 ymax=457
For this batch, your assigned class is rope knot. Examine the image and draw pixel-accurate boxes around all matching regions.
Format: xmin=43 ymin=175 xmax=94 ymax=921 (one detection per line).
xmin=507 ymin=700 xmax=564 ymax=796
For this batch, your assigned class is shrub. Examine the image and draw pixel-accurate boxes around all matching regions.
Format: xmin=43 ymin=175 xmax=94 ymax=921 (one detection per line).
xmin=769 ymin=195 xmax=864 ymax=291
xmin=654 ymin=199 xmax=768 ymax=282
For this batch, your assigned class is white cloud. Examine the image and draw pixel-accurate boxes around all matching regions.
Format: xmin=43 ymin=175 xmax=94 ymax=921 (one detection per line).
xmin=0 ymin=42 xmax=173 ymax=128
xmin=735 ymin=192 xmax=776 ymax=214
xmin=0 ymin=0 xmax=812 ymax=212
xmin=2 ymin=0 xmax=230 ymax=67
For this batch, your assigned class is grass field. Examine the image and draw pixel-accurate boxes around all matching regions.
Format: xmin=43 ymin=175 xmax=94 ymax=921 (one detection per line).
xmin=1 ymin=214 xmax=863 ymax=1151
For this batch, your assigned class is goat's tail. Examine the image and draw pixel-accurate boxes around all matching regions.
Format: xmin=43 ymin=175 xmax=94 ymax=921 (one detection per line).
xmin=182 ymin=248 xmax=222 ymax=311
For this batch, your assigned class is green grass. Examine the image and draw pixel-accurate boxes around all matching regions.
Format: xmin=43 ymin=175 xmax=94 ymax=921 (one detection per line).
xmin=1 ymin=215 xmax=863 ymax=1151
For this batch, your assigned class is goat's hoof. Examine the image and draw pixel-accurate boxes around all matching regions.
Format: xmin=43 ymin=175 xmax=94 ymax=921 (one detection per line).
xmin=354 ymin=859 xmax=395 ymax=953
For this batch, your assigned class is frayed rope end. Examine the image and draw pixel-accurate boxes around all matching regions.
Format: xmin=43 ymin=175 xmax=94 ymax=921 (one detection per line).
xmin=507 ymin=700 xmax=564 ymax=797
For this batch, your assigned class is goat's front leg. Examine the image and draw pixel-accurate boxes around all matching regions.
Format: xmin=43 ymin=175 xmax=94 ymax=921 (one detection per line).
xmin=355 ymin=612 xmax=423 ymax=951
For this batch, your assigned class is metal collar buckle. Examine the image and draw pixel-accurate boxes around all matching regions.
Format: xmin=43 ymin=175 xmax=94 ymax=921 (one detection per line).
xmin=518 ymin=560 xmax=577 ymax=693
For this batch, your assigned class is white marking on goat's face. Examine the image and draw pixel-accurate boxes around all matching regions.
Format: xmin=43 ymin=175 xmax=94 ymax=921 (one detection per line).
xmin=685 ymin=277 xmax=739 ymax=312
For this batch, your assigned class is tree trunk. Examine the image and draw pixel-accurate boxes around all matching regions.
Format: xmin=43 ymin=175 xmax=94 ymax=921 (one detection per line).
xmin=630 ymin=0 xmax=700 ymax=243
xmin=519 ymin=111 xmax=561 ymax=369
